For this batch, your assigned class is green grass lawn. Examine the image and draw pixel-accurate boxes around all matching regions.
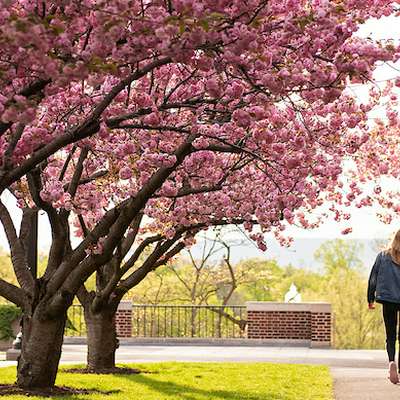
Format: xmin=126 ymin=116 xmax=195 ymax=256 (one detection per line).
xmin=0 ymin=362 xmax=333 ymax=400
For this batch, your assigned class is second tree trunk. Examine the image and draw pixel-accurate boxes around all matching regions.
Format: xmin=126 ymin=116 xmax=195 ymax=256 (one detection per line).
xmin=84 ymin=307 xmax=118 ymax=370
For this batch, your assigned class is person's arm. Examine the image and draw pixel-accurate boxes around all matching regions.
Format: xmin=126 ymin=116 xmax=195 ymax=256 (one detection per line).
xmin=367 ymin=253 xmax=381 ymax=306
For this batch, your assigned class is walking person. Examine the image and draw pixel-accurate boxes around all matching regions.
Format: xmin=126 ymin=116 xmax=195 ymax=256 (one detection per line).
xmin=368 ymin=230 xmax=400 ymax=384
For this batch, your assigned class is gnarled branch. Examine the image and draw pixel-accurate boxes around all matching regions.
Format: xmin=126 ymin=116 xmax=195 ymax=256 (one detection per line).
xmin=0 ymin=278 xmax=25 ymax=309
xmin=0 ymin=201 xmax=34 ymax=292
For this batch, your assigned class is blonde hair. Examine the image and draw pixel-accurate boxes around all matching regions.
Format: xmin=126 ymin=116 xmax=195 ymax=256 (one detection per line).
xmin=386 ymin=230 xmax=400 ymax=265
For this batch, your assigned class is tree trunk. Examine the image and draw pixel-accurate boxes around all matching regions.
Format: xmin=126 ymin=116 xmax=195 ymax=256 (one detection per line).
xmin=17 ymin=311 xmax=66 ymax=388
xmin=84 ymin=306 xmax=118 ymax=371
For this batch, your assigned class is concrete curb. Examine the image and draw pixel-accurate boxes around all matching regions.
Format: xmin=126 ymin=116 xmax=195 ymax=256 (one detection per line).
xmin=63 ymin=337 xmax=312 ymax=347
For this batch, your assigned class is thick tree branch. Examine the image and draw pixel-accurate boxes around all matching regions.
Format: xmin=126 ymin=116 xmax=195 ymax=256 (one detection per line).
xmin=89 ymin=217 xmax=154 ymax=311
xmin=44 ymin=205 xmax=123 ymax=299
xmin=26 ymin=169 xmax=69 ymax=277
xmin=106 ymin=98 xmax=217 ymax=128
xmin=27 ymin=169 xmax=55 ymax=215
xmin=58 ymin=146 xmax=76 ymax=181
xmin=90 ymin=57 xmax=171 ymax=121
xmin=18 ymin=208 xmax=36 ymax=247
xmin=3 ymin=119 xmax=100 ymax=191
xmin=95 ymin=231 xmax=186 ymax=310
xmin=62 ymin=170 xmax=108 ymax=191
xmin=0 ymin=278 xmax=25 ymax=308
xmin=113 ymin=124 xmax=190 ymax=134
xmin=77 ymin=284 xmax=92 ymax=308
xmin=156 ymin=184 xmax=223 ymax=199
xmin=152 ymin=241 xmax=186 ymax=269
xmin=114 ymin=240 xmax=174 ymax=299
xmin=78 ymin=214 xmax=89 ymax=237
xmin=2 ymin=123 xmax=25 ymax=170
xmin=120 ymin=212 xmax=144 ymax=259
xmin=66 ymin=146 xmax=89 ymax=199
xmin=0 ymin=201 xmax=34 ymax=292
xmin=0 ymin=78 xmax=51 ymax=137
xmin=120 ymin=235 xmax=162 ymax=276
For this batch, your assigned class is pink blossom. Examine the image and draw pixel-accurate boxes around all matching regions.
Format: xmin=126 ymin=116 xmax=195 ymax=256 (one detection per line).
xmin=119 ymin=167 xmax=132 ymax=180
xmin=341 ymin=227 xmax=352 ymax=235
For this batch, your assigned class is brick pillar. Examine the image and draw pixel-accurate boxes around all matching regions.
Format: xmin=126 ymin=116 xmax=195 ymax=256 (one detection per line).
xmin=115 ymin=300 xmax=132 ymax=338
xmin=310 ymin=305 xmax=332 ymax=348
xmin=246 ymin=302 xmax=331 ymax=348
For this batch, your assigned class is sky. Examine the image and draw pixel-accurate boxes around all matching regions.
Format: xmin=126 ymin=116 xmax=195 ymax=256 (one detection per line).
xmin=0 ymin=15 xmax=400 ymax=267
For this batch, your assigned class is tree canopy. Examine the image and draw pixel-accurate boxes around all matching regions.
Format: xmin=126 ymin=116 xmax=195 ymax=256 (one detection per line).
xmin=0 ymin=0 xmax=398 ymax=388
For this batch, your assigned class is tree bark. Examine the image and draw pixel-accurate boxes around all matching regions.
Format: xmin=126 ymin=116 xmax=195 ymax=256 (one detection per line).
xmin=84 ymin=306 xmax=118 ymax=371
xmin=17 ymin=311 xmax=66 ymax=388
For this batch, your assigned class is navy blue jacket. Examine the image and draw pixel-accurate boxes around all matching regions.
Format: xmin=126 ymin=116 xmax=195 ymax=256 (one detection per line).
xmin=368 ymin=251 xmax=400 ymax=304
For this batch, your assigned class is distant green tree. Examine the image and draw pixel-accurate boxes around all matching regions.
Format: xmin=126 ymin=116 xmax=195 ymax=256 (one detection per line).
xmin=314 ymin=239 xmax=385 ymax=349
xmin=234 ymin=258 xmax=284 ymax=302
xmin=129 ymin=238 xmax=386 ymax=349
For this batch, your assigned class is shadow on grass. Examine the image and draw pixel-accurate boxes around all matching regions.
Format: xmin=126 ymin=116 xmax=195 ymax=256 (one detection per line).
xmin=121 ymin=373 xmax=291 ymax=400
xmin=0 ymin=384 xmax=120 ymax=399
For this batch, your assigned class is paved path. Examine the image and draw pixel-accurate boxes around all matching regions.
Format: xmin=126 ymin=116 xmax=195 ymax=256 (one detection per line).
xmin=2 ymin=345 xmax=400 ymax=399
xmin=332 ymin=367 xmax=400 ymax=400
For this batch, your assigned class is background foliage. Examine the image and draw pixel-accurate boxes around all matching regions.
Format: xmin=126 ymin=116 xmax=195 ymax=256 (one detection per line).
xmin=0 ymin=304 xmax=21 ymax=340
xmin=0 ymin=239 xmax=386 ymax=348
xmin=127 ymin=239 xmax=385 ymax=349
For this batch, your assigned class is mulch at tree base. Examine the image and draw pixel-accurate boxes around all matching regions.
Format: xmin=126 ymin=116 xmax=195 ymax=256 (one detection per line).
xmin=64 ymin=366 xmax=141 ymax=375
xmin=0 ymin=384 xmax=117 ymax=397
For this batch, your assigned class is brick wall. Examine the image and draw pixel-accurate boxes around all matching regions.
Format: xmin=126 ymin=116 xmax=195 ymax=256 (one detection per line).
xmin=247 ymin=311 xmax=311 ymax=340
xmin=246 ymin=302 xmax=331 ymax=348
xmin=115 ymin=301 xmax=132 ymax=338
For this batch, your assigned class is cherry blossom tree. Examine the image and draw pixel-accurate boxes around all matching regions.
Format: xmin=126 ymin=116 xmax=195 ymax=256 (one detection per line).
xmin=0 ymin=0 xmax=398 ymax=389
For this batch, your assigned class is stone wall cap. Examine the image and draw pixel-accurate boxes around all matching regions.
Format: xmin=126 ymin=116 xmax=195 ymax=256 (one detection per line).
xmin=117 ymin=300 xmax=133 ymax=310
xmin=246 ymin=302 xmax=331 ymax=312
